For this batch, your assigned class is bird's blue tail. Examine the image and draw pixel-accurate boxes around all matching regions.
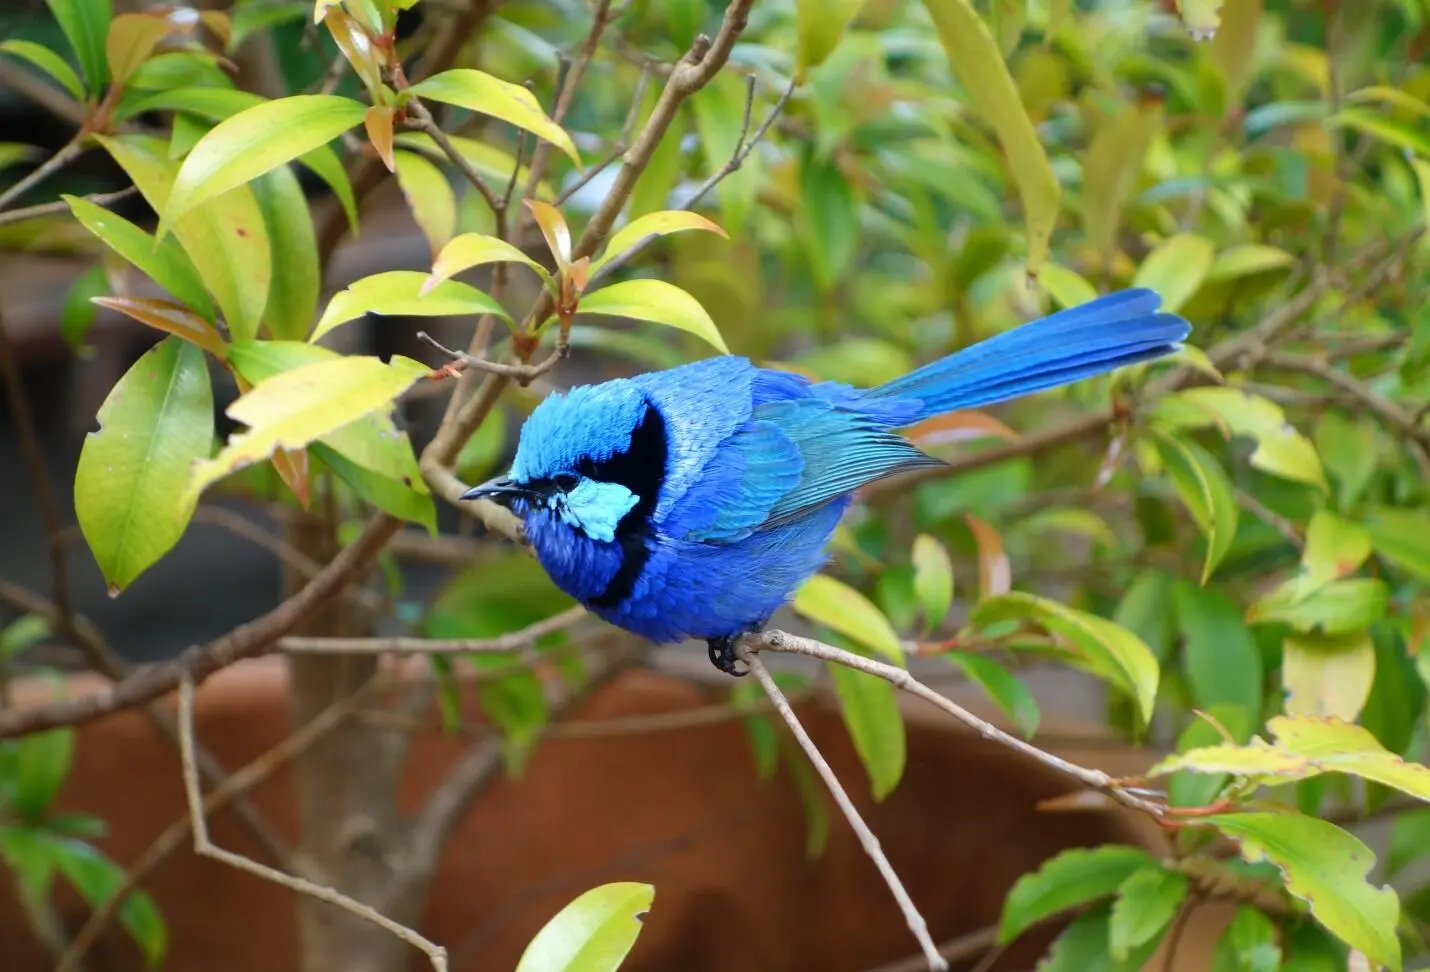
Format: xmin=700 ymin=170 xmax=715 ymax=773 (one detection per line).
xmin=869 ymin=288 xmax=1191 ymax=424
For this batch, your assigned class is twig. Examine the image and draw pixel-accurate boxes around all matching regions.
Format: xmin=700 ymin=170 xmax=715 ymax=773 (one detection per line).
xmin=1232 ymin=486 xmax=1305 ymax=551
xmin=53 ymin=674 xmax=385 ymax=972
xmin=738 ymin=649 xmax=949 ymax=972
xmin=417 ymin=330 xmax=568 ymax=383
xmin=177 ymin=675 xmax=450 ymax=972
xmin=280 ymin=604 xmax=588 ymax=654
xmin=0 ymin=131 xmax=87 ymax=213
xmin=747 ymin=631 xmax=1167 ymax=819
xmin=0 ymin=185 xmax=137 ymax=227
xmin=406 ymin=98 xmax=504 ymax=216
xmin=1160 ymin=897 xmax=1200 ymax=972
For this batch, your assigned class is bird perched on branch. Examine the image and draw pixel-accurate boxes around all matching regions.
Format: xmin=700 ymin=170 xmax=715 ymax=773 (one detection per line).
xmin=463 ymin=288 xmax=1191 ymax=675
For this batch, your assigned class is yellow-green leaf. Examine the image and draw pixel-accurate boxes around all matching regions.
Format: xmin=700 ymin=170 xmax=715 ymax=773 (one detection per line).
xmin=75 ymin=337 xmax=213 ymax=594
xmin=593 ymin=211 xmax=728 ymax=274
xmin=96 ymin=133 xmax=272 ymax=342
xmin=1365 ymin=506 xmax=1430 ymax=583
xmin=1152 ymin=387 xmax=1327 ymax=491
xmin=923 ymin=0 xmax=1061 ymax=277
xmin=252 ymin=164 xmax=320 ymax=341
xmin=1080 ymin=99 xmax=1161 ymax=264
xmin=576 ymin=279 xmax=728 ymax=354
xmin=311 ymin=271 xmax=509 ymax=344
xmin=1282 ymin=632 xmax=1376 ymax=722
xmin=911 ymin=533 xmax=954 ymax=633
xmin=0 ymin=40 xmax=86 ymax=102
xmin=514 ymin=882 xmax=653 ymax=972
xmin=1152 ymin=430 xmax=1238 ymax=584
xmin=970 ymin=592 xmax=1159 ymax=723
xmin=45 ymin=0 xmax=111 ymax=92
xmin=1412 ymin=158 xmax=1430 ymax=235
xmin=1038 ymin=262 xmax=1098 ymax=309
xmin=829 ymin=661 xmax=906 ymax=800
xmin=407 ymin=69 xmax=581 ymax=166
xmin=1150 ymin=741 xmax=1312 ymax=779
xmin=394 ymin=149 xmax=456 ymax=261
xmin=793 ymin=574 xmax=904 ymax=664
xmin=63 ymin=193 xmax=214 ymax=320
xmin=158 ymin=94 xmax=366 ymax=236
xmin=1271 ymin=715 xmax=1430 ymax=801
xmin=91 ymin=296 xmax=228 ymax=359
xmin=1205 ymin=813 xmax=1400 ymax=972
xmin=106 ymin=12 xmax=172 ymax=85
xmin=393 ymin=131 xmax=549 ymax=200
xmin=1108 ymin=867 xmax=1189 ymax=962
xmin=1131 ymin=234 xmax=1215 ymax=314
xmin=1209 ymin=0 xmax=1262 ymax=110
xmin=426 ymin=233 xmax=551 ymax=293
xmin=796 ymin=0 xmax=864 ymax=73
xmin=188 ymin=354 xmax=429 ymax=497
xmin=1205 ymin=244 xmax=1297 ymax=283
xmin=1175 ymin=0 xmax=1221 ymax=38
xmin=998 ymin=845 xmax=1154 ymax=944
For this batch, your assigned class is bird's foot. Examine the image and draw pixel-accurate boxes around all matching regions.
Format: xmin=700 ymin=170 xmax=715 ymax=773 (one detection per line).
xmin=707 ymin=633 xmax=748 ymax=677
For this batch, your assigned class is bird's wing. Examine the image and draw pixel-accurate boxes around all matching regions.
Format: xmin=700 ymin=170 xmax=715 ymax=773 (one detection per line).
xmin=668 ymin=397 xmax=942 ymax=543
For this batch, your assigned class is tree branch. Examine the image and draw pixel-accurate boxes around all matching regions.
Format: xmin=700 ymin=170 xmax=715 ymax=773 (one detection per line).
xmin=0 ymin=131 xmax=87 ymax=213
xmin=0 ymin=185 xmax=136 ymax=227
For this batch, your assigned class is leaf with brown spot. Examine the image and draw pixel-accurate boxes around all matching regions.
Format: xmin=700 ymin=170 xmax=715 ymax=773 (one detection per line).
xmin=92 ymin=297 xmax=228 ymax=359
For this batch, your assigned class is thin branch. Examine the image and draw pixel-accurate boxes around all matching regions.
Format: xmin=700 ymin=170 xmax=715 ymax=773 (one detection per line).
xmin=417 ymin=329 xmax=568 ymax=383
xmin=177 ymin=675 xmax=450 ymax=972
xmin=406 ymin=98 xmax=504 ymax=216
xmin=0 ymin=131 xmax=87 ymax=213
xmin=0 ymin=185 xmax=137 ymax=228
xmin=280 ymin=605 xmax=588 ymax=654
xmin=739 ymin=649 xmax=949 ymax=972
xmin=53 ymin=674 xmax=384 ymax=972
xmin=747 ymin=631 xmax=1167 ymax=819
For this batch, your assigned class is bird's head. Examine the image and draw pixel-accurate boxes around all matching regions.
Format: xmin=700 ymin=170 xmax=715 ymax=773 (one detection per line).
xmin=460 ymin=378 xmax=666 ymax=602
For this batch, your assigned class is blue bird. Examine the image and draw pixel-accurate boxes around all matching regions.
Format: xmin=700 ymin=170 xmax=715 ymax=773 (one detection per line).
xmin=463 ymin=288 xmax=1192 ymax=675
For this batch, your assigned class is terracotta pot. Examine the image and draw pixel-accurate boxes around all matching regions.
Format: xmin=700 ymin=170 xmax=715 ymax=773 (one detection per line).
xmin=1 ymin=659 xmax=1230 ymax=971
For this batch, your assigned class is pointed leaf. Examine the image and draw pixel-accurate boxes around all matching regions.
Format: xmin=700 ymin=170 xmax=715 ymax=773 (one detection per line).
xmin=525 ymin=198 xmax=572 ymax=265
xmin=514 ymin=882 xmax=654 ymax=972
xmin=964 ymin=512 xmax=1011 ymax=599
xmin=13 ymin=728 xmax=75 ymax=820
xmin=394 ymin=132 xmax=548 ymax=200
xmin=1154 ymin=387 xmax=1327 ymax=491
xmin=1132 ymin=234 xmax=1215 ymax=314
xmin=46 ymin=837 xmax=167 ymax=967
xmin=971 ymin=592 xmax=1159 ymax=723
xmin=106 ymin=12 xmax=173 ymax=85
xmin=45 ymin=0 xmax=111 ymax=92
xmin=364 ymin=104 xmax=396 ymax=172
xmin=576 ymin=279 xmax=729 ymax=354
xmin=313 ymin=443 xmax=434 ymax=532
xmin=1212 ymin=906 xmax=1281 ymax=972
xmin=426 ymin=232 xmax=551 ymax=293
xmin=1177 ymin=582 xmax=1263 ymax=725
xmin=1298 ymin=510 xmax=1371 ymax=597
xmin=911 ymin=533 xmax=954 ymax=632
xmin=922 ymin=0 xmax=1060 ymax=276
xmin=1038 ymin=262 xmax=1099 ymax=309
xmin=1250 ymin=580 xmax=1388 ymax=638
xmin=0 ymin=40 xmax=86 ymax=102
xmin=1206 ymin=244 xmax=1297 ymax=283
xmin=394 ymin=149 xmax=456 ymax=260
xmin=594 ymin=211 xmax=727 ymax=274
xmin=409 ymin=69 xmax=581 ymax=166
xmin=1153 ymin=430 xmax=1239 ymax=583
xmin=158 ymin=94 xmax=366 ymax=235
xmin=829 ymin=661 xmax=906 ymax=801
xmin=1109 ymin=866 xmax=1189 ymax=961
xmin=796 ymin=0 xmax=864 ymax=72
xmin=944 ymin=652 xmax=1039 ymax=737
xmin=189 ymin=354 xmax=429 ymax=496
xmin=1364 ymin=507 xmax=1430 ymax=583
xmin=793 ymin=574 xmax=904 ymax=664
xmin=1205 ymin=813 xmax=1400 ymax=972
xmin=252 ymin=165 xmax=320 ymax=341
xmin=75 ymin=337 xmax=214 ymax=593
xmin=61 ymin=262 xmax=109 ymax=352
xmin=91 ymin=297 xmax=228 ymax=359
xmin=63 ymin=193 xmax=214 ymax=319
xmin=998 ymin=845 xmax=1154 ymax=943
xmin=311 ymin=270 xmax=509 ymax=344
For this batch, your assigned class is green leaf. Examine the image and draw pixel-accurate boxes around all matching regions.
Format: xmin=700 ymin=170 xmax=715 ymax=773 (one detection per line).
xmin=63 ymin=194 xmax=214 ymax=320
xmin=943 ymin=652 xmax=1039 ymax=737
xmin=1205 ymin=813 xmax=1399 ymax=972
xmin=455 ymin=403 xmax=508 ymax=482
xmin=60 ymin=262 xmax=109 ymax=352
xmin=105 ymin=12 xmax=172 ymax=85
xmin=188 ymin=354 xmax=429 ymax=498
xmin=793 ymin=574 xmax=904 ymax=664
xmin=798 ymin=147 xmax=860 ymax=292
xmin=1153 ymin=388 xmax=1327 ymax=492
xmin=427 ymin=233 xmax=551 ymax=293
xmin=0 ymin=826 xmax=55 ymax=912
xmin=158 ymin=95 xmax=367 ymax=236
xmin=12 ymin=728 xmax=75 ymax=820
xmin=252 ymin=165 xmax=319 ymax=341
xmin=1364 ymin=506 xmax=1430 ymax=583
xmin=394 ymin=149 xmax=456 ymax=260
xmin=312 ymin=443 xmax=435 ymax=533
xmin=1280 ymin=632 xmax=1376 ymax=722
xmin=1078 ymin=99 xmax=1161 ymax=265
xmin=577 ymin=279 xmax=729 ymax=355
xmin=998 ymin=844 xmax=1153 ymax=943
xmin=514 ymin=882 xmax=653 ymax=972
xmin=0 ymin=40 xmax=86 ymax=102
xmin=47 ymin=836 xmax=167 ymax=967
xmin=75 ymin=337 xmax=213 ymax=594
xmin=96 ymin=134 xmax=271 ymax=342
xmin=593 ymin=211 xmax=727 ymax=275
xmin=922 ymin=0 xmax=1060 ymax=276
xmin=1113 ymin=568 xmax=1177 ymax=663
xmin=472 ymin=656 xmax=547 ymax=776
xmin=230 ymin=1 xmax=308 ymax=50
xmin=1176 ymin=583 xmax=1263 ymax=726
xmin=1040 ymin=902 xmax=1164 ymax=972
xmin=796 ymin=0 xmax=863 ymax=72
xmin=1 ymin=615 xmax=53 ymax=658
xmin=1250 ymin=580 xmax=1388 ymax=638
xmin=1132 ymin=234 xmax=1215 ymax=314
xmin=407 ymin=69 xmax=580 ymax=166
xmin=1205 ymin=244 xmax=1297 ymax=283
xmin=829 ymin=661 xmax=906 ymax=801
xmin=1153 ymin=430 xmax=1239 ymax=584
xmin=1109 ymin=866 xmax=1189 ymax=961
xmin=911 ymin=533 xmax=954 ymax=633
xmin=1298 ymin=510 xmax=1372 ymax=597
xmin=1315 ymin=413 xmax=1376 ymax=511
xmin=1212 ymin=906 xmax=1281 ymax=972
xmin=311 ymin=271 xmax=510 ymax=344
xmin=730 ymin=680 xmax=778 ymax=780
xmin=781 ymin=732 xmax=831 ymax=858
xmin=971 ymin=592 xmax=1159 ymax=724
xmin=1330 ymin=107 xmax=1430 ymax=158
xmin=1038 ymin=262 xmax=1099 ymax=309
xmin=45 ymin=0 xmax=111 ymax=92
xmin=1386 ymin=807 xmax=1430 ymax=878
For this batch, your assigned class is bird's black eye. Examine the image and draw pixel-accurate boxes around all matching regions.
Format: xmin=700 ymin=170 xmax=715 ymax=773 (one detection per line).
xmin=553 ymin=473 xmax=579 ymax=492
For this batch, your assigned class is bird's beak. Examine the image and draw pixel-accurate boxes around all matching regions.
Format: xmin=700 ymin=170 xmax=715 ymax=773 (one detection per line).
xmin=460 ymin=475 xmax=530 ymax=505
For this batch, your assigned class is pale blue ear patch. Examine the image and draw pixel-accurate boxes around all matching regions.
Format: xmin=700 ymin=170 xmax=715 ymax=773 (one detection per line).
xmin=556 ymin=478 xmax=639 ymax=542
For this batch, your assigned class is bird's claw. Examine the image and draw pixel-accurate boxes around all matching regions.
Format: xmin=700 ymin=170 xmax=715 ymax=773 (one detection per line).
xmin=707 ymin=635 xmax=747 ymax=677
